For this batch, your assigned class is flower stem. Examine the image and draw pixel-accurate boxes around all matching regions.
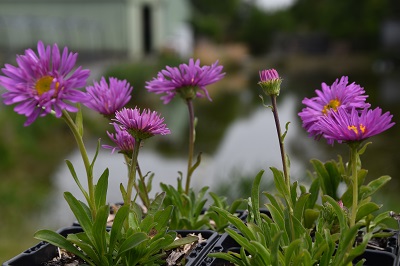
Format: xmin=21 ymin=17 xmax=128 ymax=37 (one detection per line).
xmin=185 ymin=99 xmax=195 ymax=195
xmin=62 ymin=110 xmax=96 ymax=218
xmin=350 ymin=144 xmax=359 ymax=227
xmin=125 ymin=138 xmax=141 ymax=208
xmin=270 ymin=95 xmax=289 ymax=189
xmin=124 ymin=155 xmax=149 ymax=208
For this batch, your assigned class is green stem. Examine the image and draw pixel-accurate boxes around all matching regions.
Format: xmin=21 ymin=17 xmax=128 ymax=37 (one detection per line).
xmin=185 ymin=99 xmax=195 ymax=195
xmin=270 ymin=95 xmax=289 ymax=189
xmin=350 ymin=144 xmax=359 ymax=227
xmin=62 ymin=110 xmax=96 ymax=218
xmin=125 ymin=138 xmax=141 ymax=208
xmin=123 ymin=155 xmax=149 ymax=208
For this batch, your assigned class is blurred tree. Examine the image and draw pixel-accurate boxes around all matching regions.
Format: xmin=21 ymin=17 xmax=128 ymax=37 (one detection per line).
xmin=289 ymin=0 xmax=391 ymax=51
xmin=189 ymin=0 xmax=295 ymax=55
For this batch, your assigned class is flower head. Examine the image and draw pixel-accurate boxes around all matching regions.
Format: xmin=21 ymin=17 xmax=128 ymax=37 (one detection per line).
xmin=258 ymin=68 xmax=282 ymax=96
xmin=318 ymin=107 xmax=394 ymax=144
xmin=145 ymin=58 xmax=225 ymax=104
xmin=113 ymin=107 xmax=171 ymax=140
xmin=0 ymin=41 xmax=90 ymax=126
xmin=298 ymin=76 xmax=370 ymax=138
xmin=84 ymin=77 xmax=133 ymax=117
xmin=103 ymin=122 xmax=136 ymax=156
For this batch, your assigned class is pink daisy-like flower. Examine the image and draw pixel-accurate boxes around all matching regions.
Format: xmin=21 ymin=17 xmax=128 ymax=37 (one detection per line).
xmin=258 ymin=68 xmax=282 ymax=96
xmin=318 ymin=106 xmax=394 ymax=144
xmin=113 ymin=107 xmax=171 ymax=140
xmin=298 ymin=76 xmax=370 ymax=138
xmin=145 ymin=58 xmax=225 ymax=104
xmin=0 ymin=41 xmax=90 ymax=126
xmin=103 ymin=122 xmax=136 ymax=156
xmin=84 ymin=77 xmax=133 ymax=117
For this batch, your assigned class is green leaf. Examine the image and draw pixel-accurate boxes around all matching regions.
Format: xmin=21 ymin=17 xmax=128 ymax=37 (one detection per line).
xmin=307 ymin=179 xmax=320 ymax=210
xmin=92 ymin=204 xmax=109 ymax=255
xmin=304 ymin=209 xmax=319 ymax=229
xmin=148 ymin=192 xmax=166 ymax=216
xmin=210 ymin=206 xmax=256 ymax=241
xmin=64 ymin=192 xmax=95 ymax=245
xmin=293 ymin=193 xmax=310 ymax=222
xmin=154 ymin=205 xmax=173 ymax=231
xmin=90 ymin=139 xmax=101 ymax=170
xmin=265 ymin=203 xmax=285 ymax=233
xmin=164 ymin=235 xmax=198 ymax=250
xmin=117 ymin=232 xmax=148 ymax=257
xmin=281 ymin=121 xmax=290 ymax=142
xmin=250 ymin=240 xmax=271 ymax=265
xmin=207 ymin=252 xmax=244 ymax=266
xmin=344 ymin=232 xmax=371 ymax=265
xmin=290 ymin=181 xmax=298 ymax=207
xmin=372 ymin=210 xmax=392 ymax=226
xmin=285 ymin=239 xmax=302 ymax=265
xmin=358 ymin=142 xmax=372 ymax=155
xmin=120 ymin=183 xmax=127 ymax=203
xmin=109 ymin=205 xmax=129 ymax=254
xmin=270 ymin=167 xmax=290 ymax=203
xmin=65 ymin=160 xmax=90 ymax=204
xmin=226 ymin=228 xmax=258 ymax=254
xmin=360 ymin=175 xmax=391 ymax=200
xmin=270 ymin=231 xmax=283 ymax=266
xmin=68 ymin=233 xmax=102 ymax=266
xmin=251 ymin=170 xmax=264 ymax=226
xmin=34 ymin=229 xmax=93 ymax=266
xmin=356 ymin=202 xmax=380 ymax=222
xmin=95 ymin=169 xmax=109 ymax=210
xmin=310 ymin=159 xmax=340 ymax=200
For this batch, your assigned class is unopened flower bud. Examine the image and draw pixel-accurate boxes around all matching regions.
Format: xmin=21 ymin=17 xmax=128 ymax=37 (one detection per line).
xmin=258 ymin=69 xmax=282 ymax=96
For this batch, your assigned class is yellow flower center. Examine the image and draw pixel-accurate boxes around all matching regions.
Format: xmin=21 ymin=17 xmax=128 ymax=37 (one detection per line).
xmin=35 ymin=76 xmax=58 ymax=95
xmin=348 ymin=124 xmax=366 ymax=135
xmin=322 ymin=99 xmax=341 ymax=115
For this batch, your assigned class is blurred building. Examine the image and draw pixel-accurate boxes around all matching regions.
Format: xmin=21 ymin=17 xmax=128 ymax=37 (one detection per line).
xmin=0 ymin=0 xmax=192 ymax=60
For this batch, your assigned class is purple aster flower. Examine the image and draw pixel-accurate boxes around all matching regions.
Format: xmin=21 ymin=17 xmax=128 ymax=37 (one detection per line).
xmin=298 ymin=76 xmax=370 ymax=138
xmin=0 ymin=41 xmax=90 ymax=126
xmin=258 ymin=68 xmax=282 ymax=96
xmin=84 ymin=77 xmax=133 ymax=117
xmin=145 ymin=58 xmax=225 ymax=104
xmin=318 ymin=106 xmax=394 ymax=144
xmin=103 ymin=122 xmax=136 ymax=156
xmin=113 ymin=107 xmax=171 ymax=140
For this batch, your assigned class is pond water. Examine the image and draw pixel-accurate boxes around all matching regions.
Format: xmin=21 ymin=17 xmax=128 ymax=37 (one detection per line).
xmin=40 ymin=64 xmax=400 ymax=229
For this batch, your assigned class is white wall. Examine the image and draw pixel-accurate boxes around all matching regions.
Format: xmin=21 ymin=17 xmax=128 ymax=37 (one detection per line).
xmin=0 ymin=0 xmax=192 ymax=59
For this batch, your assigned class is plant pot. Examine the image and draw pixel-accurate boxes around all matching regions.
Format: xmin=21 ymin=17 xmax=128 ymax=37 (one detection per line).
xmin=199 ymin=231 xmax=400 ymax=266
xmin=197 ymin=232 xmax=238 ymax=266
xmin=2 ymin=226 xmax=83 ymax=266
xmin=353 ymin=249 xmax=397 ymax=266
xmin=2 ymin=227 xmax=220 ymax=266
xmin=174 ymin=230 xmax=220 ymax=266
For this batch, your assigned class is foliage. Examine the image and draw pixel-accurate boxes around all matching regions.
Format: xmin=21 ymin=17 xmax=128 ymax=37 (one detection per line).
xmin=209 ymin=170 xmax=377 ymax=266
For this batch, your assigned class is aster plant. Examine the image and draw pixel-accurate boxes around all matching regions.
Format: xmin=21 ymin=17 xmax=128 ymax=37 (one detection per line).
xmin=317 ymin=106 xmax=394 ymax=227
xmin=84 ymin=76 xmax=133 ymax=118
xmin=146 ymin=58 xmax=225 ymax=195
xmin=209 ymin=71 xmax=373 ymax=266
xmin=298 ymin=76 xmax=370 ymax=142
xmin=0 ymin=41 xmax=192 ymax=265
xmin=113 ymin=107 xmax=171 ymax=209
xmin=0 ymin=40 xmax=90 ymax=126
xmin=2 ymin=40 xmax=398 ymax=265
